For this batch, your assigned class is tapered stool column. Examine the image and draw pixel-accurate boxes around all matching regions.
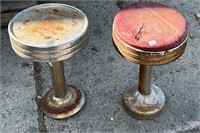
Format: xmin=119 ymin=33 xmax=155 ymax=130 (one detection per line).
xmin=8 ymin=3 xmax=90 ymax=119
xmin=112 ymin=2 xmax=188 ymax=119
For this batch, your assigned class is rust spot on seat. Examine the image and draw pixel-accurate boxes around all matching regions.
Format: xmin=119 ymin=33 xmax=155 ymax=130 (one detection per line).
xmin=44 ymin=36 xmax=51 ymax=39
xmin=21 ymin=19 xmax=67 ymax=37
xmin=13 ymin=8 xmax=86 ymax=46
xmin=23 ymin=20 xmax=30 ymax=25
xmin=55 ymin=26 xmax=64 ymax=30
xmin=53 ymin=9 xmax=59 ymax=13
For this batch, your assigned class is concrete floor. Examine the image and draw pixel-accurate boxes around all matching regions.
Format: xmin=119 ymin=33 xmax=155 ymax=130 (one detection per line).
xmin=1 ymin=0 xmax=200 ymax=133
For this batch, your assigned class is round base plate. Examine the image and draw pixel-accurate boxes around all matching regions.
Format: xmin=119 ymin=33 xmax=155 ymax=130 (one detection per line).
xmin=41 ymin=84 xmax=85 ymax=119
xmin=122 ymin=84 xmax=165 ymax=119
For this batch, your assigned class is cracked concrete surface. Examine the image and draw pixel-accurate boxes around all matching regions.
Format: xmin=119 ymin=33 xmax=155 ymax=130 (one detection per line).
xmin=1 ymin=0 xmax=200 ymax=133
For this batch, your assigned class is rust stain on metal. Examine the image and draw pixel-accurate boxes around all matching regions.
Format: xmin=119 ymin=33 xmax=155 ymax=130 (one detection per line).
xmin=23 ymin=19 xmax=30 ymax=25
xmin=44 ymin=36 xmax=52 ymax=39
xmin=55 ymin=25 xmax=64 ymax=30
xmin=134 ymin=104 xmax=162 ymax=113
xmin=53 ymin=9 xmax=59 ymax=13
xmin=41 ymin=85 xmax=82 ymax=115
xmin=16 ymin=18 xmax=71 ymax=43
xmin=12 ymin=7 xmax=87 ymax=47
xmin=23 ymin=19 xmax=66 ymax=34
xmin=112 ymin=31 xmax=188 ymax=66
xmin=73 ymin=14 xmax=76 ymax=17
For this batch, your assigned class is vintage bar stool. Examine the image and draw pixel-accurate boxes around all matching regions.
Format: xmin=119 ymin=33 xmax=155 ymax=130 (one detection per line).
xmin=8 ymin=3 xmax=90 ymax=119
xmin=112 ymin=2 xmax=188 ymax=119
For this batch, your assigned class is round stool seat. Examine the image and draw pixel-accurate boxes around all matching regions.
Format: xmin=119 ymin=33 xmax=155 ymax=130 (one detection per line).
xmin=113 ymin=2 xmax=188 ymax=65
xmin=8 ymin=3 xmax=89 ymax=62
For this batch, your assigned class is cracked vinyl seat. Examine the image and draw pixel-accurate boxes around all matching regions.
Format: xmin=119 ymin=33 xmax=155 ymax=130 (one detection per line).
xmin=112 ymin=2 xmax=189 ymax=119
xmin=113 ymin=2 xmax=188 ymax=52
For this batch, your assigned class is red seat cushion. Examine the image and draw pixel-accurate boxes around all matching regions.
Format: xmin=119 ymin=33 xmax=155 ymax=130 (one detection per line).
xmin=113 ymin=2 xmax=188 ymax=51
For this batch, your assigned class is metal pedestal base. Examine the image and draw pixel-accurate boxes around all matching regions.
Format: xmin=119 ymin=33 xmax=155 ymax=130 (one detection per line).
xmin=122 ymin=84 xmax=165 ymax=119
xmin=41 ymin=84 xmax=85 ymax=119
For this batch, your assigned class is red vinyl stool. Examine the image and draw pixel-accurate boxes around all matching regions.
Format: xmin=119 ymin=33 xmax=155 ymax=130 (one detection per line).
xmin=112 ymin=2 xmax=188 ymax=119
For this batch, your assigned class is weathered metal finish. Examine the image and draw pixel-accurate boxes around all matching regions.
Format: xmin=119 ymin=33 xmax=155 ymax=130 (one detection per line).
xmin=113 ymin=31 xmax=188 ymax=119
xmin=49 ymin=61 xmax=67 ymax=98
xmin=41 ymin=84 xmax=85 ymax=119
xmin=8 ymin=3 xmax=90 ymax=62
xmin=138 ymin=65 xmax=152 ymax=95
xmin=123 ymin=84 xmax=165 ymax=119
xmin=8 ymin=3 xmax=89 ymax=119
xmin=10 ymin=35 xmax=90 ymax=62
xmin=122 ymin=65 xmax=165 ymax=119
xmin=112 ymin=3 xmax=189 ymax=119
xmin=39 ymin=61 xmax=85 ymax=119
xmin=112 ymin=31 xmax=188 ymax=66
